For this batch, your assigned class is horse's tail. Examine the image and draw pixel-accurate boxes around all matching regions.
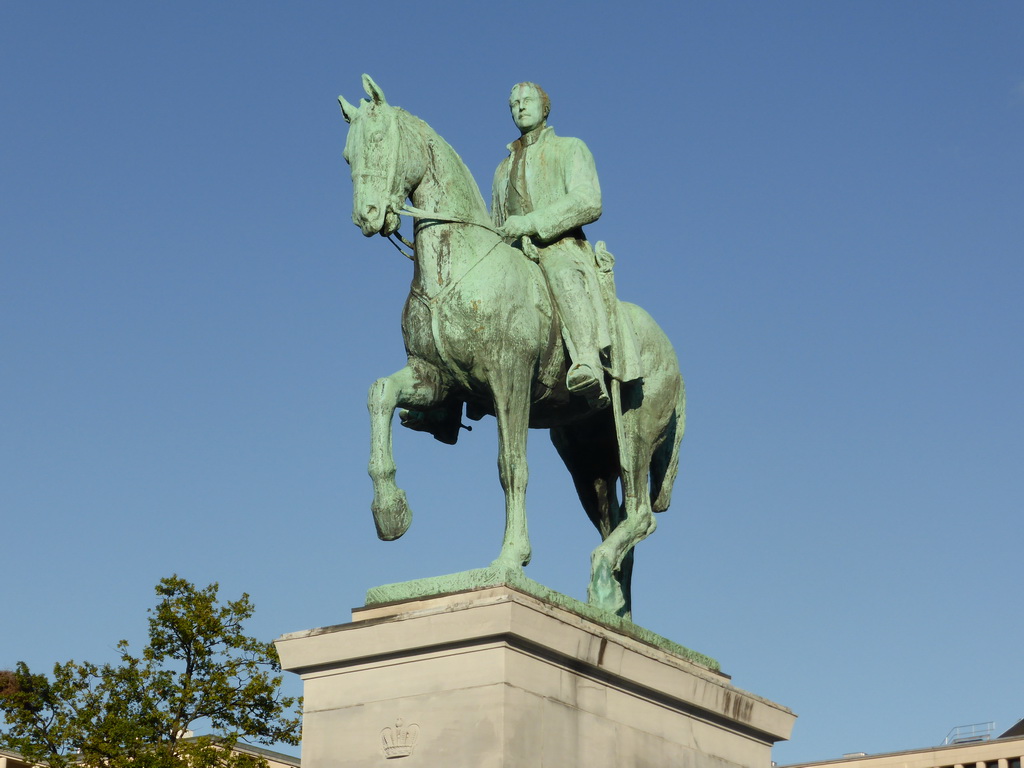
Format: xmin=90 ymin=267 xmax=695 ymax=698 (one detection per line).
xmin=650 ymin=373 xmax=685 ymax=513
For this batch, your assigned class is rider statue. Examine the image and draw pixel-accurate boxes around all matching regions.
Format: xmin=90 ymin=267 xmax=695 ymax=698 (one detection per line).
xmin=492 ymin=82 xmax=613 ymax=411
xmin=400 ymin=81 xmax=635 ymax=443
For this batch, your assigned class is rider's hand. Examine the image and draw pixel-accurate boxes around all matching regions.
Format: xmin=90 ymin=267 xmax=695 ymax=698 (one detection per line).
xmin=498 ymin=214 xmax=537 ymax=239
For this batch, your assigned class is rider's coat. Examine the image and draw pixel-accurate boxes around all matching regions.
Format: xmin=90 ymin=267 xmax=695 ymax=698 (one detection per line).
xmin=491 ymin=126 xmax=601 ymax=243
xmin=491 ymin=126 xmax=612 ymax=356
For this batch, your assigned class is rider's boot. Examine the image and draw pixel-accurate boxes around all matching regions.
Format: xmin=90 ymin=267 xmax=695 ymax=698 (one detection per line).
xmin=567 ymin=360 xmax=610 ymax=411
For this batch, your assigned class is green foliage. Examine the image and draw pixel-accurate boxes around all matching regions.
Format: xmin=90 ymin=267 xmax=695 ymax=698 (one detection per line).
xmin=0 ymin=576 xmax=300 ymax=768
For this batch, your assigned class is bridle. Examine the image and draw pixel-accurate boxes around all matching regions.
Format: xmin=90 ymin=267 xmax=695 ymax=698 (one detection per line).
xmin=357 ymin=105 xmax=502 ymax=259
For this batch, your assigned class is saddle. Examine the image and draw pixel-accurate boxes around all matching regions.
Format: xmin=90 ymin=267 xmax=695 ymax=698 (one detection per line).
xmin=399 ymin=240 xmax=643 ymax=445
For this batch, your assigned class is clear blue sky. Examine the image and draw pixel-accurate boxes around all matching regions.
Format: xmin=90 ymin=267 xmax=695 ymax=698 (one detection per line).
xmin=2 ymin=2 xmax=1022 ymax=764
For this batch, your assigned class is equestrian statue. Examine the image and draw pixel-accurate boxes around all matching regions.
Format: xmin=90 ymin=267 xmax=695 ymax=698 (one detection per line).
xmin=338 ymin=74 xmax=684 ymax=619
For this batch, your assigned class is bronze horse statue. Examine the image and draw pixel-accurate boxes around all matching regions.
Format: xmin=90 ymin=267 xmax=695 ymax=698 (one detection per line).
xmin=339 ymin=75 xmax=684 ymax=618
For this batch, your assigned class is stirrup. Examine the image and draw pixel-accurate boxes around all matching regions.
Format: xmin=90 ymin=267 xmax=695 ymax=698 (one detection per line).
xmin=567 ymin=363 xmax=610 ymax=411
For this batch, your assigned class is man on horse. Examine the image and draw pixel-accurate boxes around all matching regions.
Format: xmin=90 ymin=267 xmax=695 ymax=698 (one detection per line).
xmin=492 ymin=82 xmax=613 ymax=411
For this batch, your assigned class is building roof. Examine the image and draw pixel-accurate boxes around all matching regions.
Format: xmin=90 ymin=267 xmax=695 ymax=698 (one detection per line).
xmin=1000 ymin=719 xmax=1024 ymax=739
xmin=782 ymin=732 xmax=1024 ymax=768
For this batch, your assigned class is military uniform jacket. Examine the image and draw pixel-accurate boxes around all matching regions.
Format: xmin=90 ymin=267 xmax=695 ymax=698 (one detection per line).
xmin=491 ymin=126 xmax=602 ymax=243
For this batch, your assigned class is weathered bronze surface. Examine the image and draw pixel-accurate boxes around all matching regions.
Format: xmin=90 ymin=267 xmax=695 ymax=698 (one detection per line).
xmin=339 ymin=75 xmax=685 ymax=619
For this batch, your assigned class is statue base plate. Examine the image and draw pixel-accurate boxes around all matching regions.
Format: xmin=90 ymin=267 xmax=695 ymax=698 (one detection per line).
xmin=365 ymin=566 xmax=719 ymax=670
xmin=276 ymin=585 xmax=794 ymax=768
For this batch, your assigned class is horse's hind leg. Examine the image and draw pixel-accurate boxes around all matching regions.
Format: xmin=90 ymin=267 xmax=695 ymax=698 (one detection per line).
xmin=367 ymin=362 xmax=444 ymax=540
xmin=550 ymin=419 xmax=636 ymax=616
xmin=550 ymin=418 xmax=618 ymax=539
xmin=589 ymin=466 xmax=655 ymax=617
xmin=588 ymin=405 xmax=658 ymax=618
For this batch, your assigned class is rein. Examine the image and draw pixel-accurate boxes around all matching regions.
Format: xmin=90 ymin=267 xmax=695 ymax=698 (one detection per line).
xmin=387 ymin=204 xmax=500 ymax=260
xmin=400 ymin=204 xmax=499 ymax=233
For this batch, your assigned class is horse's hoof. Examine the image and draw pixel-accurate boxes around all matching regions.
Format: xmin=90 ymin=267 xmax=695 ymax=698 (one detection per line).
xmin=588 ymin=559 xmax=626 ymax=617
xmin=372 ymin=489 xmax=412 ymax=541
xmin=491 ymin=547 xmax=531 ymax=572
xmin=487 ymin=559 xmax=524 ymax=583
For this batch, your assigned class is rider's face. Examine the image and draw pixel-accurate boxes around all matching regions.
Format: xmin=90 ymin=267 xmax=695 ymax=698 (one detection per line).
xmin=509 ymin=86 xmax=545 ymax=134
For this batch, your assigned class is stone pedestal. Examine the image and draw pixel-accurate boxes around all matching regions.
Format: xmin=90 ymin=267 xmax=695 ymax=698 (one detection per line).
xmin=276 ymin=586 xmax=795 ymax=768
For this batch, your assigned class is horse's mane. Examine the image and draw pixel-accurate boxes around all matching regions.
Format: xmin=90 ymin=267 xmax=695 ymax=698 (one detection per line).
xmin=394 ymin=107 xmax=489 ymax=221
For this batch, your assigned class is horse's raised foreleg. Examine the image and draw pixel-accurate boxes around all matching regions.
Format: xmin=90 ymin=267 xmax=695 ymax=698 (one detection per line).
xmin=367 ymin=363 xmax=443 ymax=540
xmin=490 ymin=375 xmax=532 ymax=570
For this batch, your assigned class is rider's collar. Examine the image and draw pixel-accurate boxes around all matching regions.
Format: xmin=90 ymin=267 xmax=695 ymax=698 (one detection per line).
xmin=508 ymin=125 xmax=552 ymax=152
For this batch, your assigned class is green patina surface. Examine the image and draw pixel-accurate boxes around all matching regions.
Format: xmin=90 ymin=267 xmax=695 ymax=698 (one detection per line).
xmin=340 ymin=76 xmax=688 ymax=621
xmin=365 ymin=568 xmax=720 ymax=672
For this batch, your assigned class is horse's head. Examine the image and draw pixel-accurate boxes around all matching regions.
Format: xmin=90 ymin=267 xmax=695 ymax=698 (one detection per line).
xmin=339 ymin=75 xmax=425 ymax=238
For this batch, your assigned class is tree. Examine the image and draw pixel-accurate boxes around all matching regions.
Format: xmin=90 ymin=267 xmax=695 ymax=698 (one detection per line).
xmin=0 ymin=576 xmax=301 ymax=768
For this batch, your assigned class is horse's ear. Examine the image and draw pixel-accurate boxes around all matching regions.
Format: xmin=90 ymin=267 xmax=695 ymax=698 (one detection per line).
xmin=338 ymin=94 xmax=359 ymax=124
xmin=362 ymin=73 xmax=387 ymax=105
